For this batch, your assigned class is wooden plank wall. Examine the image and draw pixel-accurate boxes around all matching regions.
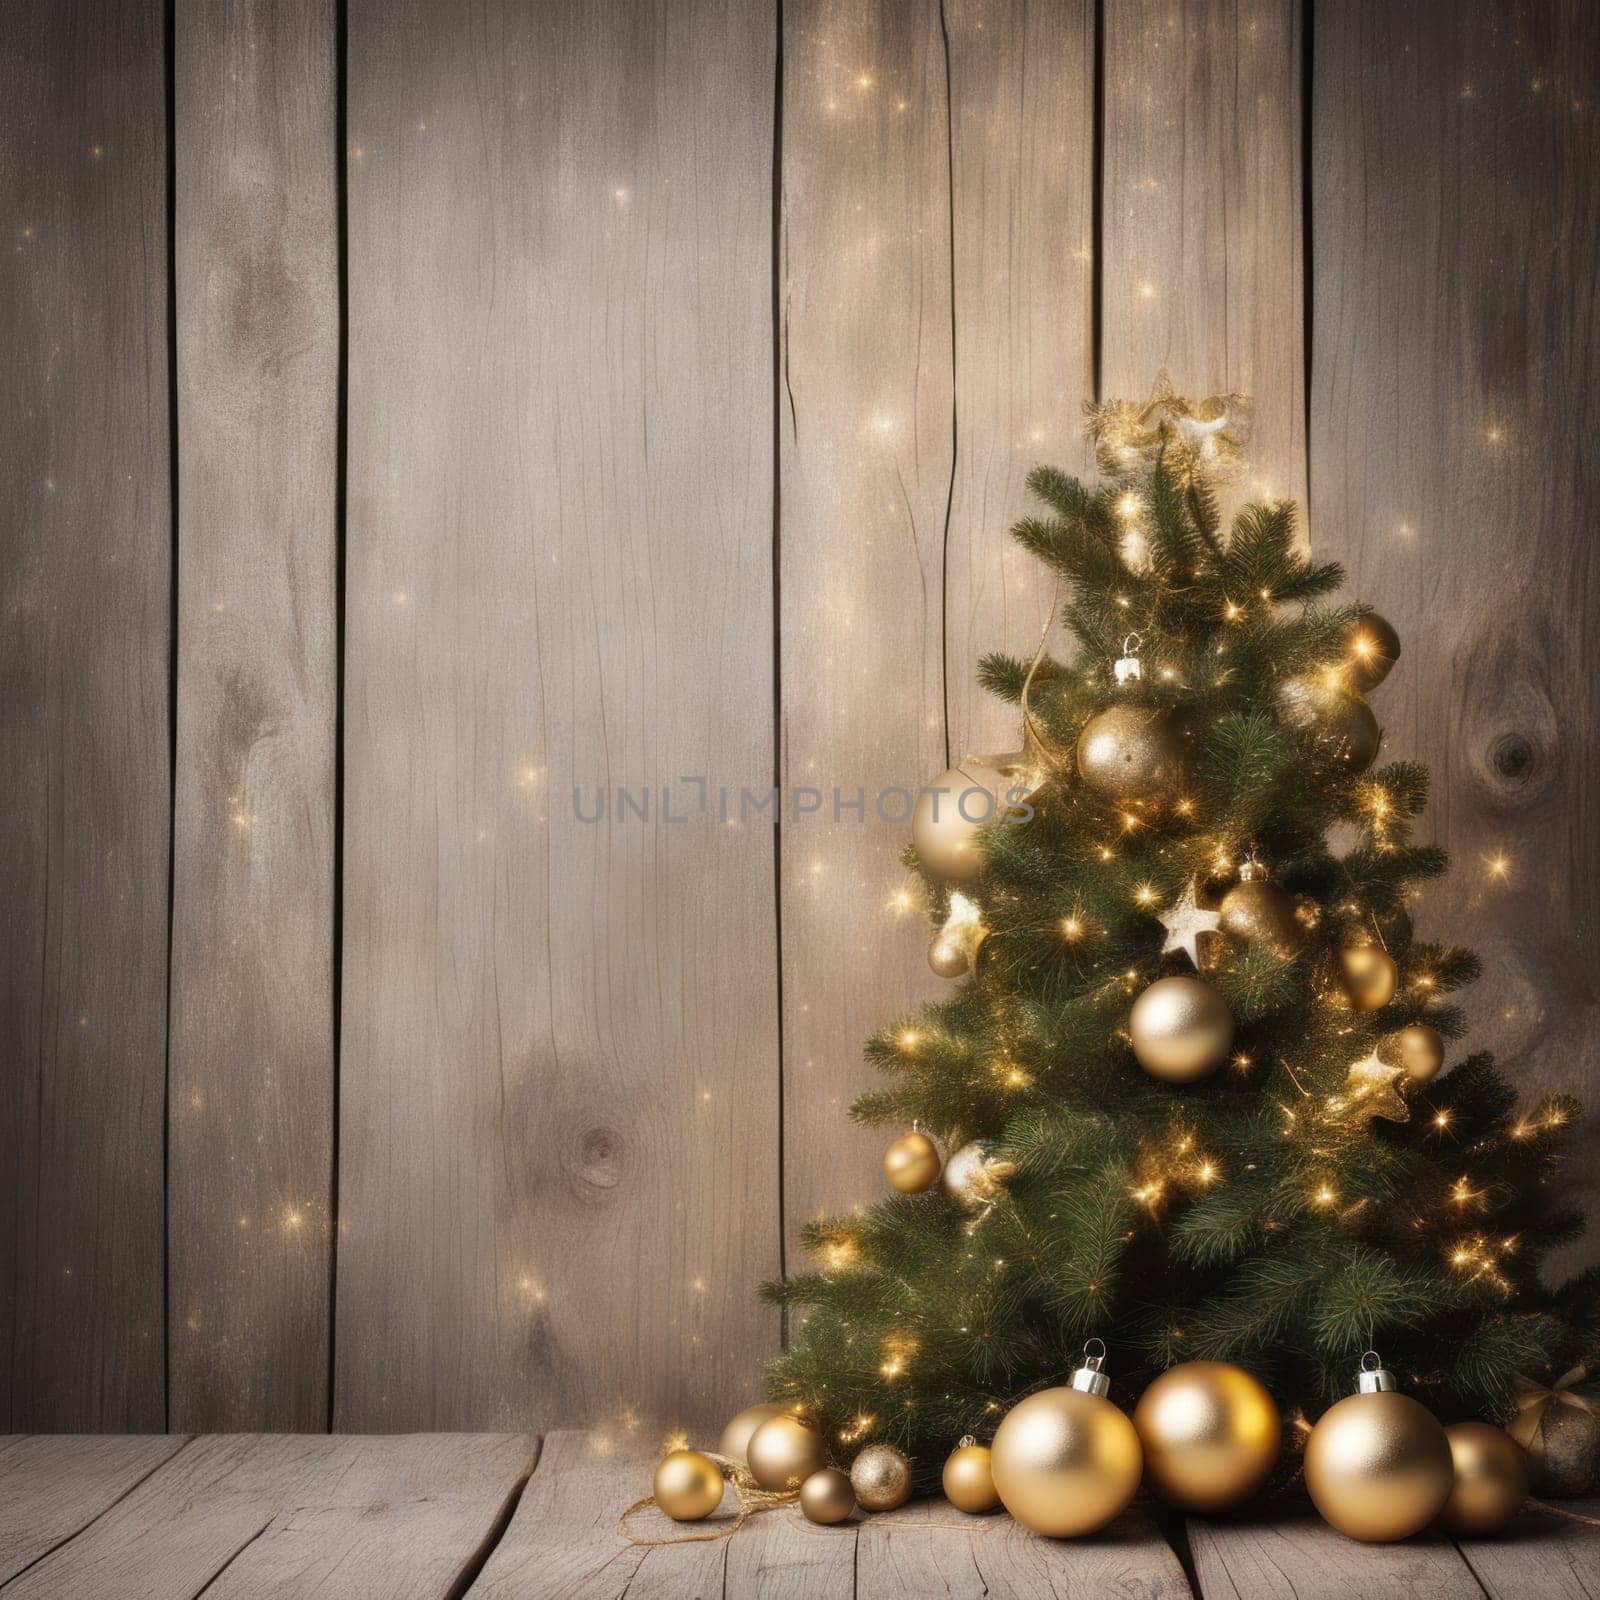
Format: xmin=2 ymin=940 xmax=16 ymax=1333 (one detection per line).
xmin=0 ymin=0 xmax=1595 ymax=1434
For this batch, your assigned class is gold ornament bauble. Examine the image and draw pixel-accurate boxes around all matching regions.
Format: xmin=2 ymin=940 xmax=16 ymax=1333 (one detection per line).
xmin=799 ymin=1466 xmax=856 ymax=1524
xmin=990 ymin=1348 xmax=1143 ymax=1537
xmin=912 ymin=759 xmax=1022 ymax=881
xmin=747 ymin=1413 xmax=828 ymax=1492
xmin=1303 ymin=1359 xmax=1452 ymax=1542
xmin=1132 ymin=1361 xmax=1282 ymax=1512
xmin=850 ymin=1442 xmax=912 ymax=1511
xmin=1512 ymin=1367 xmax=1600 ymax=1497
xmin=1385 ymin=1022 xmax=1444 ymax=1082
xmin=883 ymin=1130 xmax=942 ymax=1194
xmin=1129 ymin=975 xmax=1234 ymax=1083
xmin=719 ymin=1402 xmax=789 ymax=1465
xmin=653 ymin=1449 xmax=725 ymax=1521
xmin=1275 ymin=676 xmax=1382 ymax=774
xmin=1218 ymin=866 xmax=1303 ymax=959
xmin=1339 ymin=943 xmax=1399 ymax=1012
xmin=1342 ymin=613 xmax=1402 ymax=693
xmin=942 ymin=1437 xmax=1000 ymax=1513
xmin=1075 ymin=704 xmax=1189 ymax=804
xmin=1439 ymin=1422 xmax=1528 ymax=1536
xmin=928 ymin=931 xmax=972 ymax=978
xmin=941 ymin=1140 xmax=1015 ymax=1211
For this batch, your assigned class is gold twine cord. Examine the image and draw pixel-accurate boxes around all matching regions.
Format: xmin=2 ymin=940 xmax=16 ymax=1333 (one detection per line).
xmin=1529 ymin=1498 xmax=1600 ymax=1529
xmin=617 ymin=1452 xmax=798 ymax=1547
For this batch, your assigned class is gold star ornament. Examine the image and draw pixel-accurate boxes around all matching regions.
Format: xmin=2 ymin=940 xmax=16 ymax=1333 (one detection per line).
xmin=1333 ymin=1051 xmax=1410 ymax=1123
xmin=1157 ymin=878 xmax=1224 ymax=968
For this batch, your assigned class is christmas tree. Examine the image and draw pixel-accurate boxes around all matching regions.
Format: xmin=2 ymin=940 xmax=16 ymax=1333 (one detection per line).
xmin=762 ymin=382 xmax=1596 ymax=1482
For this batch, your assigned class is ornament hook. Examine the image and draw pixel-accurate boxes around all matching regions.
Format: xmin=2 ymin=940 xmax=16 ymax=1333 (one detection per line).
xmin=1083 ymin=1337 xmax=1107 ymax=1369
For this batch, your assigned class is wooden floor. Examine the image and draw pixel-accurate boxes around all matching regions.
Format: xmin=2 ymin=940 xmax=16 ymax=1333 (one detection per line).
xmin=1 ymin=1433 xmax=1595 ymax=1598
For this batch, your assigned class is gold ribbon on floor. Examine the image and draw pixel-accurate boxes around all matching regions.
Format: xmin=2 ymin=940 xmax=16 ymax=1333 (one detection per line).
xmin=1085 ymin=370 xmax=1251 ymax=485
xmin=618 ymin=1451 xmax=798 ymax=1546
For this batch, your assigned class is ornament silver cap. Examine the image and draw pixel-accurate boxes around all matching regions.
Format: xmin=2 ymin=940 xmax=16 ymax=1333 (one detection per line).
xmin=1070 ymin=1338 xmax=1112 ymax=1397
xmin=1355 ymin=1350 xmax=1396 ymax=1393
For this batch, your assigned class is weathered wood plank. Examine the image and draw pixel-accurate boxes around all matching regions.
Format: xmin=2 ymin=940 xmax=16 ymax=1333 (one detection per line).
xmin=857 ymin=1495 xmax=1190 ymax=1598
xmin=338 ymin=0 xmax=779 ymax=1432
xmin=0 ymin=1435 xmax=188 ymax=1584
xmin=722 ymin=1504 xmax=857 ymax=1600
xmin=779 ymin=0 xmax=954 ymax=1266
xmin=168 ymin=0 xmax=339 ymax=1433
xmin=1309 ymin=0 xmax=1600 ymax=1267
xmin=1188 ymin=1515 xmax=1483 ymax=1599
xmin=0 ymin=0 xmax=170 ymax=1431
xmin=6 ymin=1433 xmax=533 ymax=1600
xmin=942 ymin=0 xmax=1095 ymax=759
xmin=1102 ymin=0 xmax=1305 ymax=512
xmin=1457 ymin=1501 xmax=1600 ymax=1600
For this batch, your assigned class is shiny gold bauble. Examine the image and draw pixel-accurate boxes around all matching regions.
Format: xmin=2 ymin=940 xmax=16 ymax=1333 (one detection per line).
xmin=1129 ymin=975 xmax=1234 ymax=1083
xmin=1439 ymin=1423 xmax=1529 ymax=1536
xmin=1342 ymin=613 xmax=1402 ymax=693
xmin=1385 ymin=1022 xmax=1445 ymax=1082
xmin=1075 ymin=704 xmax=1189 ymax=804
xmin=799 ymin=1466 xmax=856 ymax=1524
xmin=1133 ymin=1361 xmax=1282 ymax=1512
xmin=942 ymin=1438 xmax=1000 ymax=1513
xmin=1275 ymin=676 xmax=1382 ymax=774
xmin=928 ymin=930 xmax=973 ymax=978
xmin=990 ymin=1387 xmax=1143 ymax=1537
xmin=850 ymin=1442 xmax=912 ymax=1511
xmin=941 ymin=1140 xmax=1015 ymax=1211
xmin=747 ymin=1413 xmax=828 ymax=1492
xmin=912 ymin=759 xmax=1017 ymax=881
xmin=653 ymin=1449 xmax=725 ymax=1521
xmin=1304 ymin=1391 xmax=1453 ymax=1541
xmin=1339 ymin=944 xmax=1399 ymax=1012
xmin=1218 ymin=879 xmax=1303 ymax=959
xmin=719 ymin=1402 xmax=789 ymax=1466
xmin=883 ymin=1130 xmax=942 ymax=1194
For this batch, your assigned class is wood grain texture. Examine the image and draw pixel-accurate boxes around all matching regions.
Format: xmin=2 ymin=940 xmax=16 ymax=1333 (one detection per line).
xmin=1457 ymin=1502 xmax=1600 ymax=1599
xmin=0 ymin=0 xmax=170 ymax=1431
xmin=1188 ymin=1515 xmax=1483 ymax=1600
xmin=168 ymin=0 xmax=339 ymax=1432
xmin=0 ymin=1435 xmax=187 ymax=1584
xmin=1102 ymin=0 xmax=1305 ymax=514
xmin=4 ymin=1433 xmax=532 ymax=1600
xmin=338 ymin=0 xmax=779 ymax=1432
xmin=942 ymin=0 xmax=1095 ymax=760
xmin=1309 ymin=0 xmax=1600 ymax=1267
xmin=779 ymin=0 xmax=954 ymax=1265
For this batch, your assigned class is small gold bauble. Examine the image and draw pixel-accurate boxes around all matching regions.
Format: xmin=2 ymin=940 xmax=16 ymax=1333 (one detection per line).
xmin=1133 ymin=1361 xmax=1282 ymax=1512
xmin=883 ymin=1130 xmax=942 ymax=1194
xmin=1304 ymin=1391 xmax=1452 ymax=1542
xmin=941 ymin=1140 xmax=1015 ymax=1210
xmin=799 ymin=1466 xmax=856 ymax=1525
xmin=990 ymin=1386 xmax=1143 ymax=1537
xmin=747 ymin=1413 xmax=828 ymax=1492
xmin=1342 ymin=613 xmax=1402 ymax=693
xmin=928 ymin=930 xmax=973 ymax=978
xmin=1275 ymin=676 xmax=1382 ymax=773
xmin=1075 ymin=704 xmax=1189 ymax=804
xmin=1339 ymin=944 xmax=1399 ymax=1012
xmin=1386 ymin=1022 xmax=1444 ymax=1082
xmin=1129 ymin=975 xmax=1234 ymax=1083
xmin=1218 ymin=879 xmax=1304 ymax=959
xmin=850 ymin=1442 xmax=912 ymax=1511
xmin=1439 ymin=1422 xmax=1528 ymax=1536
xmin=719 ymin=1402 xmax=789 ymax=1465
xmin=911 ymin=759 xmax=1018 ymax=881
xmin=653 ymin=1449 xmax=725 ymax=1521
xmin=942 ymin=1437 xmax=1000 ymax=1513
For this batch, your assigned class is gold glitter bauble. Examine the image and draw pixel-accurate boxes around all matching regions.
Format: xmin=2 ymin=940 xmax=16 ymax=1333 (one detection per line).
xmin=719 ymin=1403 xmax=789 ymax=1465
xmin=850 ymin=1442 xmax=912 ymax=1511
xmin=653 ymin=1449 xmax=725 ymax=1521
xmin=747 ymin=1414 xmax=828 ymax=1492
xmin=1129 ymin=975 xmax=1234 ymax=1083
xmin=1218 ymin=879 xmax=1303 ymax=959
xmin=1385 ymin=1022 xmax=1444 ymax=1082
xmin=1304 ymin=1391 xmax=1452 ymax=1542
xmin=1342 ymin=613 xmax=1402 ymax=693
xmin=1133 ymin=1361 xmax=1282 ymax=1512
xmin=928 ymin=930 xmax=973 ymax=978
xmin=942 ymin=1437 xmax=1000 ymax=1513
xmin=883 ymin=1130 xmax=942 ymax=1194
xmin=1275 ymin=676 xmax=1382 ymax=773
xmin=940 ymin=1140 xmax=1015 ymax=1210
xmin=799 ymin=1466 xmax=856 ymax=1524
xmin=1075 ymin=704 xmax=1189 ymax=803
xmin=1527 ymin=1397 xmax=1600 ymax=1496
xmin=1439 ymin=1423 xmax=1528 ymax=1536
xmin=1339 ymin=944 xmax=1398 ymax=1012
xmin=911 ymin=759 xmax=1019 ymax=881
xmin=990 ymin=1386 xmax=1143 ymax=1537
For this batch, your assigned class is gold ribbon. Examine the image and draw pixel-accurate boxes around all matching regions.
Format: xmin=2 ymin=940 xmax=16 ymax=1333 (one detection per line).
xmin=1085 ymin=370 xmax=1252 ymax=485
xmin=618 ymin=1451 xmax=799 ymax=1547
xmin=1507 ymin=1365 xmax=1597 ymax=1450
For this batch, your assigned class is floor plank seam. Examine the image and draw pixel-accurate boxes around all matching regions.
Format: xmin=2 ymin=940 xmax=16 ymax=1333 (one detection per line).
xmin=447 ymin=1434 xmax=541 ymax=1598
xmin=189 ymin=1513 xmax=276 ymax=1599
